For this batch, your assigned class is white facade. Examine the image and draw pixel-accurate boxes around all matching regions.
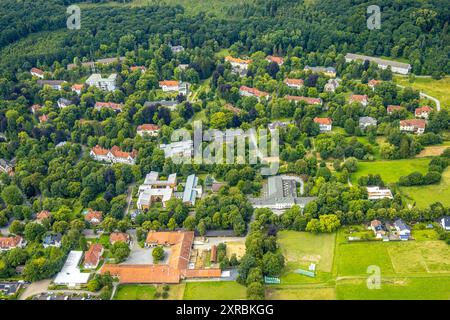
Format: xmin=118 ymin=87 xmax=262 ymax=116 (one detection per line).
xmin=85 ymin=74 xmax=117 ymax=91
xmin=54 ymin=251 xmax=90 ymax=288
xmin=367 ymin=187 xmax=393 ymax=200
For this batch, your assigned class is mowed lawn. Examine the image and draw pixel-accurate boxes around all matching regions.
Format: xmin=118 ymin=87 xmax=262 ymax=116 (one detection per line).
xmin=183 ymin=281 xmax=246 ymax=300
xmin=350 ymin=158 xmax=430 ymax=184
xmin=401 ymin=167 xmax=450 ymax=208
xmin=335 ymin=230 xmax=450 ymax=277
xmin=266 ymin=285 xmax=336 ymax=300
xmin=394 ymin=76 xmax=450 ymax=109
xmin=114 ymin=285 xmax=157 ymax=300
xmin=336 ymin=277 xmax=450 ymax=300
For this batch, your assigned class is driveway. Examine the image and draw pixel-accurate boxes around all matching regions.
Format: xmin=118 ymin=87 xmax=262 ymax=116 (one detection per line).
xmin=19 ymin=279 xmax=51 ymax=300
xmin=121 ymin=229 xmax=170 ymax=265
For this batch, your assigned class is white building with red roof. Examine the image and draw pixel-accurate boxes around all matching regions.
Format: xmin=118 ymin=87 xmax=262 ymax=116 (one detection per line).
xmin=94 ymin=102 xmax=123 ymax=112
xmin=0 ymin=236 xmax=24 ymax=251
xmin=239 ymin=86 xmax=270 ymax=100
xmin=137 ymin=124 xmax=160 ymax=137
xmin=71 ymin=84 xmax=84 ymax=95
xmin=30 ymin=68 xmax=44 ymax=79
xmin=285 ymin=95 xmax=322 ymax=105
xmin=400 ymin=119 xmax=426 ymax=135
xmin=90 ymin=145 xmax=138 ymax=165
xmin=159 ymin=80 xmax=188 ymax=95
xmin=415 ymin=106 xmax=433 ymax=119
xmin=387 ymin=105 xmax=403 ymax=114
xmin=350 ymin=94 xmax=369 ymax=106
xmin=266 ymin=55 xmax=284 ymax=66
xmin=284 ymin=78 xmax=304 ymax=89
xmin=368 ymin=79 xmax=381 ymax=90
xmin=84 ymin=209 xmax=103 ymax=225
xmin=314 ymin=117 xmax=333 ymax=132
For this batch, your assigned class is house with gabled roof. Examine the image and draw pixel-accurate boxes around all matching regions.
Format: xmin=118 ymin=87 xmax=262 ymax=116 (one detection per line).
xmin=137 ymin=124 xmax=160 ymax=137
xmin=285 ymin=95 xmax=322 ymax=105
xmin=84 ymin=209 xmax=103 ymax=225
xmin=90 ymin=145 xmax=138 ymax=165
xmin=94 ymin=102 xmax=123 ymax=112
xmin=109 ymin=232 xmax=130 ymax=245
xmin=415 ymin=106 xmax=433 ymax=119
xmin=30 ymin=68 xmax=45 ymax=79
xmin=324 ymin=78 xmax=340 ymax=92
xmin=387 ymin=105 xmax=403 ymax=114
xmin=36 ymin=210 xmax=51 ymax=223
xmin=83 ymin=244 xmax=104 ymax=269
xmin=159 ymin=80 xmax=188 ymax=95
xmin=85 ymin=73 xmax=117 ymax=91
xmin=0 ymin=236 xmax=24 ymax=251
xmin=368 ymin=79 xmax=381 ymax=90
xmin=359 ymin=116 xmax=377 ymax=130
xmin=394 ymin=219 xmax=411 ymax=240
xmin=57 ymin=98 xmax=72 ymax=109
xmin=284 ymin=78 xmax=304 ymax=89
xmin=350 ymin=94 xmax=369 ymax=106
xmin=239 ymin=86 xmax=270 ymax=101
xmin=400 ymin=119 xmax=426 ymax=135
xmin=314 ymin=117 xmax=333 ymax=132
xmin=266 ymin=55 xmax=284 ymax=65
xmin=71 ymin=84 xmax=84 ymax=95
xmin=441 ymin=216 xmax=450 ymax=231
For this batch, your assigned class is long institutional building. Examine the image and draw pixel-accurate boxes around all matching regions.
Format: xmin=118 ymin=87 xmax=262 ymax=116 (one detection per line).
xmin=345 ymin=53 xmax=411 ymax=74
xmin=101 ymin=231 xmax=222 ymax=283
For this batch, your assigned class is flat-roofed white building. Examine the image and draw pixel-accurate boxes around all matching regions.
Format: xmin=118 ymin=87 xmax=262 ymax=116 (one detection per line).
xmin=54 ymin=251 xmax=90 ymax=288
xmin=345 ymin=53 xmax=411 ymax=75
xmin=85 ymin=73 xmax=117 ymax=91
xmin=160 ymin=140 xmax=193 ymax=159
xmin=367 ymin=186 xmax=393 ymax=200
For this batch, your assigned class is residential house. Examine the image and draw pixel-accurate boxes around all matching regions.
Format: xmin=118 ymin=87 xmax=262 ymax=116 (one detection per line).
xmin=159 ymin=80 xmax=188 ymax=95
xmin=30 ymin=68 xmax=45 ymax=78
xmin=182 ymin=174 xmax=202 ymax=206
xmin=394 ymin=219 xmax=411 ymax=240
xmin=314 ymin=117 xmax=333 ymax=132
xmin=368 ymin=79 xmax=381 ymax=90
xmin=324 ymin=78 xmax=340 ymax=92
xmin=0 ymin=282 xmax=21 ymax=296
xmin=350 ymin=94 xmax=369 ymax=106
xmin=36 ymin=210 xmax=51 ymax=223
xmin=90 ymin=145 xmax=137 ymax=165
xmin=0 ymin=159 xmax=15 ymax=176
xmin=0 ymin=236 xmax=24 ymax=251
xmin=367 ymin=186 xmax=393 ymax=200
xmin=57 ymin=98 xmax=72 ymax=109
xmin=169 ymin=44 xmax=184 ymax=53
xmin=94 ymin=102 xmax=123 ymax=112
xmin=387 ymin=105 xmax=403 ymax=114
xmin=225 ymin=56 xmax=252 ymax=70
xmin=42 ymin=233 xmax=62 ymax=248
xmin=359 ymin=116 xmax=377 ymax=130
xmin=239 ymin=86 xmax=270 ymax=100
xmin=160 ymin=140 xmax=193 ymax=159
xmin=345 ymin=53 xmax=411 ymax=74
xmin=83 ymin=244 xmax=104 ymax=269
xmin=109 ymin=232 xmax=130 ymax=245
xmin=37 ymin=80 xmax=65 ymax=90
xmin=370 ymin=220 xmax=385 ymax=239
xmin=441 ymin=216 xmax=450 ymax=231
xmin=284 ymin=78 xmax=304 ymax=89
xmin=268 ymin=121 xmax=290 ymax=134
xmin=31 ymin=104 xmax=42 ymax=114
xmin=304 ymin=66 xmax=336 ymax=77
xmin=129 ymin=66 xmax=146 ymax=73
xmin=266 ymin=55 xmax=284 ymax=65
xmin=39 ymin=114 xmax=49 ymax=123
xmin=415 ymin=106 xmax=433 ymax=119
xmin=144 ymin=100 xmax=179 ymax=111
xmin=136 ymin=124 xmax=160 ymax=137
xmin=71 ymin=84 xmax=84 ymax=95
xmin=85 ymin=73 xmax=117 ymax=92
xmin=285 ymin=95 xmax=322 ymax=105
xmin=400 ymin=119 xmax=426 ymax=135
xmin=84 ymin=209 xmax=103 ymax=225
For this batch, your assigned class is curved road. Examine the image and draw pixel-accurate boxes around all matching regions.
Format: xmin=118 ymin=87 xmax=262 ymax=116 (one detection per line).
xmin=395 ymin=84 xmax=441 ymax=111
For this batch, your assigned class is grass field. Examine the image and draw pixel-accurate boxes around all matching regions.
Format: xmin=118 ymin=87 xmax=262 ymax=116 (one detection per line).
xmin=336 ymin=277 xmax=450 ymax=300
xmin=394 ymin=76 xmax=450 ymax=109
xmin=273 ymin=230 xmax=450 ymax=300
xmin=350 ymin=158 xmax=430 ymax=184
xmin=277 ymin=231 xmax=336 ymax=286
xmin=114 ymin=285 xmax=157 ymax=300
xmin=183 ymin=281 xmax=246 ymax=300
xmin=401 ymin=167 xmax=450 ymax=208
